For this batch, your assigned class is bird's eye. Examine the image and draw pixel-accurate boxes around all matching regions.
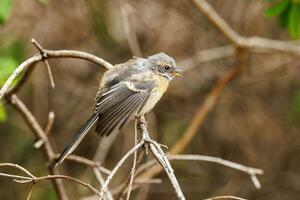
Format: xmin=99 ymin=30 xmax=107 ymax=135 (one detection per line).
xmin=164 ymin=65 xmax=171 ymax=71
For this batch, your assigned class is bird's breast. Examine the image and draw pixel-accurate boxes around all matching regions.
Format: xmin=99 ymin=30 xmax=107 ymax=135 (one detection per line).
xmin=139 ymin=75 xmax=169 ymax=115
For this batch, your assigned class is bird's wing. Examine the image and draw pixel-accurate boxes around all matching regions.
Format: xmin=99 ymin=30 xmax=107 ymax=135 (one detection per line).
xmin=94 ymin=80 xmax=155 ymax=136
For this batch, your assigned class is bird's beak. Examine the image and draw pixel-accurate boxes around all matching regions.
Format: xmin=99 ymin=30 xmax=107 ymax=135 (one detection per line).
xmin=173 ymin=68 xmax=183 ymax=77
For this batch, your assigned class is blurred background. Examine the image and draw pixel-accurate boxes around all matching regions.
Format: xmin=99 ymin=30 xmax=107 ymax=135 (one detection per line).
xmin=1 ymin=0 xmax=300 ymax=199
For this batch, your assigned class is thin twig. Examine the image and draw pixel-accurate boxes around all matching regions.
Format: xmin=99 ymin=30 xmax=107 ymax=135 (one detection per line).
xmin=0 ymin=163 xmax=35 ymax=178
xmin=99 ymin=141 xmax=145 ymax=199
xmin=179 ymin=45 xmax=235 ymax=72
xmin=126 ymin=119 xmax=138 ymax=200
xmin=0 ymin=162 xmax=100 ymax=198
xmin=136 ymin=154 xmax=263 ymax=189
xmin=7 ymin=95 xmax=68 ymax=200
xmin=93 ymin=168 xmax=113 ymax=200
xmin=34 ymin=111 xmax=55 ymax=148
xmin=0 ymin=39 xmax=114 ymax=100
xmin=0 ymin=163 xmax=100 ymax=198
xmin=45 ymin=59 xmax=56 ymax=88
xmin=114 ymin=150 xmax=145 ymax=199
xmin=54 ymin=154 xmax=111 ymax=175
xmin=26 ymin=183 xmax=36 ymax=200
xmin=189 ymin=0 xmax=300 ymax=54
xmin=138 ymin=65 xmax=242 ymax=181
xmin=31 ymin=39 xmax=56 ymax=88
xmin=13 ymin=174 xmax=101 ymax=197
xmin=84 ymin=178 xmax=162 ymax=200
xmin=137 ymin=116 xmax=185 ymax=200
xmin=204 ymin=196 xmax=247 ymax=200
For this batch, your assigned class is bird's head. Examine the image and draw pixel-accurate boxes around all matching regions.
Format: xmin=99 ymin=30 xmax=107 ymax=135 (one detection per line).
xmin=147 ymin=52 xmax=182 ymax=81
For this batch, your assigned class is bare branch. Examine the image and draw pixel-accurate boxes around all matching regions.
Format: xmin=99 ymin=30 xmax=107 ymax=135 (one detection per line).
xmin=16 ymin=175 xmax=101 ymax=197
xmin=54 ymin=154 xmax=111 ymax=175
xmin=179 ymin=45 xmax=235 ymax=72
xmin=34 ymin=111 xmax=55 ymax=149
xmin=93 ymin=168 xmax=113 ymax=200
xmin=138 ymin=64 xmax=243 ymax=181
xmin=7 ymin=95 xmax=68 ymax=200
xmin=31 ymin=39 xmax=56 ymax=88
xmin=0 ymin=163 xmax=35 ymax=178
xmin=125 ymin=119 xmax=138 ymax=200
xmin=204 ymin=196 xmax=247 ymax=200
xmin=189 ymin=0 xmax=300 ymax=54
xmin=137 ymin=116 xmax=185 ymax=200
xmin=99 ymin=140 xmax=145 ymax=199
xmin=136 ymin=154 xmax=263 ymax=189
xmin=26 ymin=183 xmax=35 ymax=200
xmin=114 ymin=150 xmax=145 ymax=199
xmin=0 ymin=163 xmax=100 ymax=197
xmin=0 ymin=39 xmax=114 ymax=100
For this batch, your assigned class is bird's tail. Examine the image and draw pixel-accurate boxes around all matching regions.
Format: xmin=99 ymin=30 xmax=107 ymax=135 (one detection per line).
xmin=55 ymin=113 xmax=99 ymax=166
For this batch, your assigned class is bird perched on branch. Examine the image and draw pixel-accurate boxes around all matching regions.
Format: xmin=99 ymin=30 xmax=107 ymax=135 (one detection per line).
xmin=56 ymin=53 xmax=182 ymax=165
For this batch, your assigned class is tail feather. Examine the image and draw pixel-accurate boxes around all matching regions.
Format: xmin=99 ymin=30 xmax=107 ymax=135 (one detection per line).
xmin=55 ymin=113 xmax=99 ymax=166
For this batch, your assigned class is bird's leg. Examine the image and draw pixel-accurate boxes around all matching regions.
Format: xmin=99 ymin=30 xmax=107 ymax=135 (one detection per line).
xmin=136 ymin=116 xmax=150 ymax=154
xmin=136 ymin=115 xmax=148 ymax=127
xmin=136 ymin=115 xmax=169 ymax=158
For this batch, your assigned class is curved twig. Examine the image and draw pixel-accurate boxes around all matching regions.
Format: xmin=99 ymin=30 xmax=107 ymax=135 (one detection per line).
xmin=99 ymin=140 xmax=145 ymax=199
xmin=136 ymin=154 xmax=263 ymax=189
xmin=15 ymin=175 xmax=101 ymax=197
xmin=137 ymin=116 xmax=185 ymax=200
xmin=53 ymin=154 xmax=111 ymax=175
xmin=189 ymin=0 xmax=300 ymax=54
xmin=0 ymin=39 xmax=113 ymax=100
xmin=0 ymin=163 xmax=101 ymax=198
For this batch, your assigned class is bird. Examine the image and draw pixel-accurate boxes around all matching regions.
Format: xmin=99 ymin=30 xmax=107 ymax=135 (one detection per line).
xmin=55 ymin=52 xmax=182 ymax=165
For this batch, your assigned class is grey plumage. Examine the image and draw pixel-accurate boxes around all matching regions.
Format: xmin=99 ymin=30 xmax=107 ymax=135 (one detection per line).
xmin=55 ymin=53 xmax=181 ymax=165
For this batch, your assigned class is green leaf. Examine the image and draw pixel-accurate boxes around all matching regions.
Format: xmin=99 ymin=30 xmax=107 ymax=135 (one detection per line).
xmin=288 ymin=2 xmax=300 ymax=39
xmin=0 ymin=56 xmax=18 ymax=86
xmin=279 ymin=7 xmax=290 ymax=27
xmin=265 ymin=0 xmax=290 ymax=17
xmin=0 ymin=102 xmax=7 ymax=122
xmin=0 ymin=0 xmax=12 ymax=25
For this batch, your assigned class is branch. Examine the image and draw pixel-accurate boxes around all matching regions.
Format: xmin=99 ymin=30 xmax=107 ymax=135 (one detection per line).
xmin=18 ymin=175 xmax=101 ymax=197
xmin=137 ymin=116 xmax=185 ymax=200
xmin=26 ymin=183 xmax=35 ymax=200
xmin=179 ymin=45 xmax=235 ymax=72
xmin=7 ymin=95 xmax=68 ymax=200
xmin=31 ymin=39 xmax=56 ymax=88
xmin=0 ymin=163 xmax=100 ymax=199
xmin=0 ymin=39 xmax=114 ymax=100
xmin=138 ymin=64 xmax=243 ymax=180
xmin=113 ymin=150 xmax=145 ymax=200
xmin=125 ymin=119 xmax=138 ymax=200
xmin=93 ymin=168 xmax=113 ymax=200
xmin=98 ymin=115 xmax=185 ymax=200
xmin=189 ymin=0 xmax=300 ymax=54
xmin=53 ymin=154 xmax=111 ymax=175
xmin=0 ymin=163 xmax=101 ymax=198
xmin=99 ymin=140 xmax=145 ymax=199
xmin=136 ymin=154 xmax=263 ymax=189
xmin=34 ymin=111 xmax=55 ymax=148
xmin=204 ymin=196 xmax=246 ymax=200
xmin=0 ymin=163 xmax=35 ymax=178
